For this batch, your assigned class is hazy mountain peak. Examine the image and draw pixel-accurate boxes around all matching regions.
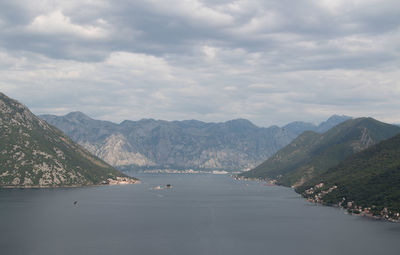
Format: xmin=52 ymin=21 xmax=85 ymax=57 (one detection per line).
xmin=226 ymin=118 xmax=257 ymax=128
xmin=316 ymin=114 xmax=352 ymax=133
xmin=326 ymin=114 xmax=351 ymax=121
xmin=65 ymin=111 xmax=93 ymax=122
xmin=282 ymin=114 xmax=351 ymax=136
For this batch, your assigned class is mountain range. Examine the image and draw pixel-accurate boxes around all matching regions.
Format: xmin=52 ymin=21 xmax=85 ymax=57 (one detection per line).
xmin=239 ymin=117 xmax=400 ymax=186
xmin=0 ymin=92 xmax=134 ymax=187
xmin=40 ymin=112 xmax=350 ymax=171
xmin=2 ymin=91 xmax=399 ymax=220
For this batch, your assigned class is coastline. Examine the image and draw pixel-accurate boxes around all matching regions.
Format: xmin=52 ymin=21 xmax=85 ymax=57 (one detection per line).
xmin=235 ymin=175 xmax=399 ymax=223
xmin=0 ymin=177 xmax=140 ymax=189
xmin=128 ymin=169 xmax=240 ymax=174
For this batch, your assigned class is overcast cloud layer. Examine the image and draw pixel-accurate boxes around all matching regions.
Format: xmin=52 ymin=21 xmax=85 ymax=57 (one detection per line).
xmin=0 ymin=0 xmax=399 ymax=126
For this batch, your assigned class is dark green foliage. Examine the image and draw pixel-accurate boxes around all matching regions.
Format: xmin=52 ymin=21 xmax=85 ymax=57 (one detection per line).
xmin=239 ymin=131 xmax=320 ymax=181
xmin=0 ymin=92 xmax=131 ymax=187
xmin=239 ymin=118 xmax=400 ymax=187
xmin=297 ymin=134 xmax=400 ymax=212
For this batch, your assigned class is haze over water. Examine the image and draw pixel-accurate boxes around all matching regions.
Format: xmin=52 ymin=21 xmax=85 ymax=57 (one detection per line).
xmin=1 ymin=174 xmax=399 ymax=255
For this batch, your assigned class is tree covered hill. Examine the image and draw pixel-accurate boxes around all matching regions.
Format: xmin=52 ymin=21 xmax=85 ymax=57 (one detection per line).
xmin=239 ymin=118 xmax=400 ymax=187
xmin=296 ymin=133 xmax=400 ymax=221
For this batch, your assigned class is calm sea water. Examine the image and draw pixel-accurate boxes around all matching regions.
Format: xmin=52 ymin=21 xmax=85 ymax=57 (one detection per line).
xmin=1 ymin=173 xmax=399 ymax=255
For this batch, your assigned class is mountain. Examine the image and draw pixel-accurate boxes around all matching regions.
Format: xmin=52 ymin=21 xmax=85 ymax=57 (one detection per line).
xmin=315 ymin=115 xmax=352 ymax=133
xmin=239 ymin=118 xmax=400 ymax=187
xmin=0 ymin=92 xmax=135 ymax=187
xmin=40 ymin=113 xmax=349 ymax=172
xmin=296 ymin=133 xmax=400 ymax=221
xmin=283 ymin=115 xmax=351 ymax=136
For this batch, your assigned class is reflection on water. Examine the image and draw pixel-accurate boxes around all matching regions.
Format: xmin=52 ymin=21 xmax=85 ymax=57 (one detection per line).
xmin=0 ymin=173 xmax=399 ymax=255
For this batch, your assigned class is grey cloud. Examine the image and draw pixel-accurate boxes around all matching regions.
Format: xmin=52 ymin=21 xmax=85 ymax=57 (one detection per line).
xmin=2 ymin=0 xmax=399 ymax=65
xmin=0 ymin=0 xmax=399 ymax=126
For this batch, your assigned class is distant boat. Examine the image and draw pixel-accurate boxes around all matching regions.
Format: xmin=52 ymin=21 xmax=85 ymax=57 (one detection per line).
xmin=73 ymin=201 xmax=78 ymax=205
xmin=166 ymin=184 xmax=172 ymax=188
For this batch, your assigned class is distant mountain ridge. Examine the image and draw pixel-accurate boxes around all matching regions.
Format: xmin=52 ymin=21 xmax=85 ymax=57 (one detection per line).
xmin=40 ymin=113 xmax=350 ymax=171
xmin=0 ymin=92 xmax=134 ymax=187
xmin=283 ymin=115 xmax=351 ymax=135
xmin=239 ymin=117 xmax=400 ymax=186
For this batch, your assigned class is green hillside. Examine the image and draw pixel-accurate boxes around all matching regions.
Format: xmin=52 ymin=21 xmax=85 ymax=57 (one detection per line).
xmin=0 ymin=92 xmax=136 ymax=187
xmin=239 ymin=118 xmax=400 ymax=187
xmin=296 ymin=134 xmax=400 ymax=221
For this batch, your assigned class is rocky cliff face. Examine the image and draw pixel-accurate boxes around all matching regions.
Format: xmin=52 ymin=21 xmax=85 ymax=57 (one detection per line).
xmin=40 ymin=112 xmax=350 ymax=171
xmin=0 ymin=92 xmax=130 ymax=187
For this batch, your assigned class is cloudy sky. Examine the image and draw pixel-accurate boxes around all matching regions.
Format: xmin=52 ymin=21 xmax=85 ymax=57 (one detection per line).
xmin=0 ymin=0 xmax=399 ymax=126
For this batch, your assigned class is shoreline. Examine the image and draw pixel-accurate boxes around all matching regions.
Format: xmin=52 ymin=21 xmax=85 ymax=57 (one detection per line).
xmin=235 ymin=175 xmax=399 ymax=223
xmin=0 ymin=177 xmax=140 ymax=189
xmin=126 ymin=169 xmax=241 ymax=174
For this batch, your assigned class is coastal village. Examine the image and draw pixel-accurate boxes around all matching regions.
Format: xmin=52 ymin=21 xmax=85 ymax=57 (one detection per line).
xmin=105 ymin=176 xmax=139 ymax=185
xmin=235 ymin=176 xmax=400 ymax=223
xmin=303 ymin=182 xmax=400 ymax=223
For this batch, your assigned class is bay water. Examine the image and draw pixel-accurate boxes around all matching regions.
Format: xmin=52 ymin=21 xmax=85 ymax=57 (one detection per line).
xmin=1 ymin=173 xmax=399 ymax=255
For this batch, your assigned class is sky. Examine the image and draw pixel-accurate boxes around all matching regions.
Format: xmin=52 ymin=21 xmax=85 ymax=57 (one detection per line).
xmin=0 ymin=0 xmax=399 ymax=127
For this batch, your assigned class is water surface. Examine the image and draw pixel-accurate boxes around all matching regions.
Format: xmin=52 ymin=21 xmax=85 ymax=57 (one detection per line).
xmin=1 ymin=174 xmax=399 ymax=255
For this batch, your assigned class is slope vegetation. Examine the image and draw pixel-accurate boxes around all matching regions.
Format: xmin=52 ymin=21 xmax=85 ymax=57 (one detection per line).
xmin=240 ymin=118 xmax=400 ymax=187
xmin=0 ymin=92 xmax=133 ymax=187
xmin=296 ymin=134 xmax=400 ymax=221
